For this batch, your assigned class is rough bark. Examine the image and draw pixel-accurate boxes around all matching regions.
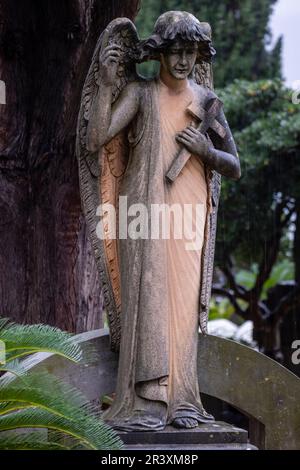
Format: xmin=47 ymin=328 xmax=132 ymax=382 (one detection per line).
xmin=0 ymin=0 xmax=140 ymax=331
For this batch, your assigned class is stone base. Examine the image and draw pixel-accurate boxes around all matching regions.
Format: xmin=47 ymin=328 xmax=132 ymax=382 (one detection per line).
xmin=118 ymin=421 xmax=256 ymax=450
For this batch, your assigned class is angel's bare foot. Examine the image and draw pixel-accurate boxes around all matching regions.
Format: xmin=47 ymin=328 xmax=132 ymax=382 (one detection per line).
xmin=172 ymin=417 xmax=199 ymax=429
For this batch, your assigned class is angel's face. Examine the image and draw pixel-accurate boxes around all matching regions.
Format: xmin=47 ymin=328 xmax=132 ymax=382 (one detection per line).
xmin=161 ymin=40 xmax=198 ymax=80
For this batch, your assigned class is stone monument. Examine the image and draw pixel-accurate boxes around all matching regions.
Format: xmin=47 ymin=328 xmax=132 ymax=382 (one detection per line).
xmin=76 ymin=11 xmax=241 ymax=432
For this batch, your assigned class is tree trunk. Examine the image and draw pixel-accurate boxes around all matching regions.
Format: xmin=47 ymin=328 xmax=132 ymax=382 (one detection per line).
xmin=0 ymin=0 xmax=140 ymax=331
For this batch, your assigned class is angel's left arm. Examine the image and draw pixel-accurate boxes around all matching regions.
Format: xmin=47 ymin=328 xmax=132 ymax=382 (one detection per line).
xmin=177 ymin=107 xmax=241 ymax=180
xmin=208 ymin=108 xmax=241 ymax=180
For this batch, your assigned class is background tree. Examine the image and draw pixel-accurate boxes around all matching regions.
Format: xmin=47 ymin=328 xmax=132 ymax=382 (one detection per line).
xmin=0 ymin=1 xmax=140 ymax=331
xmin=138 ymin=1 xmax=300 ymax=372
xmin=214 ymin=79 xmax=300 ymax=371
xmin=136 ymin=0 xmax=282 ymax=87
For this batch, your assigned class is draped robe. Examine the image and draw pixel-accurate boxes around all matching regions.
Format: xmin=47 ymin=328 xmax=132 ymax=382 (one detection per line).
xmin=102 ymin=78 xmax=215 ymax=430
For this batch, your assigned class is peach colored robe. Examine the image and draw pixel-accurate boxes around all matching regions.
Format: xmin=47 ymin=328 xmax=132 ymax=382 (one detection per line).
xmin=157 ymin=79 xmax=208 ymax=422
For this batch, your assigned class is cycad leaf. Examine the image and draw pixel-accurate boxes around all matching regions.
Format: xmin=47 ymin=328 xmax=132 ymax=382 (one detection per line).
xmin=0 ymin=318 xmax=121 ymax=450
xmin=0 ymin=431 xmax=70 ymax=450
xmin=0 ymin=372 xmax=89 ymax=418
xmin=0 ymin=322 xmax=82 ymax=363
xmin=0 ymin=318 xmax=10 ymax=332
xmin=5 ymin=349 xmax=44 ymax=362
xmin=0 ymin=401 xmax=33 ymax=415
xmin=0 ymin=360 xmax=26 ymax=379
xmin=0 ymin=408 xmax=123 ymax=450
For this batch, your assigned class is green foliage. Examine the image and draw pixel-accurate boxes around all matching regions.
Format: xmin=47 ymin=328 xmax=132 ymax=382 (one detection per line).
xmin=215 ymin=79 xmax=300 ymax=267
xmin=219 ymin=79 xmax=300 ymax=152
xmin=210 ymin=259 xmax=294 ymax=321
xmin=261 ymin=259 xmax=294 ymax=299
xmin=136 ymin=0 xmax=282 ymax=86
xmin=209 ymin=298 xmax=234 ymax=321
xmin=137 ymin=2 xmax=299 ymax=341
xmin=234 ymin=260 xmax=294 ymax=300
xmin=0 ymin=320 xmax=82 ymax=362
xmin=0 ymin=318 xmax=122 ymax=450
xmin=0 ymin=432 xmax=68 ymax=451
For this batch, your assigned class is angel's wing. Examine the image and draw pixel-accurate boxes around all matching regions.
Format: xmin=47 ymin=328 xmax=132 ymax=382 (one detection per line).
xmin=193 ymin=22 xmax=221 ymax=335
xmin=193 ymin=22 xmax=214 ymax=89
xmin=76 ymin=18 xmax=140 ymax=351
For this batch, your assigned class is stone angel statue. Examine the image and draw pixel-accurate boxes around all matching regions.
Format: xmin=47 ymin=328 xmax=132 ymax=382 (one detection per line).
xmin=76 ymin=11 xmax=241 ymax=432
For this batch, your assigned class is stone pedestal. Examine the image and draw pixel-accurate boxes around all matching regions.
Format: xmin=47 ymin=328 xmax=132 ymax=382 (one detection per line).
xmin=118 ymin=422 xmax=256 ymax=450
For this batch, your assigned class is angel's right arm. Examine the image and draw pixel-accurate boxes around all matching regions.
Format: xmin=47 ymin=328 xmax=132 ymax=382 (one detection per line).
xmin=87 ymin=82 xmax=140 ymax=152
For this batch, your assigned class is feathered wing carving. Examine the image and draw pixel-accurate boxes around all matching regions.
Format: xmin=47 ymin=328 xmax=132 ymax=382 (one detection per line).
xmin=193 ymin=22 xmax=221 ymax=335
xmin=193 ymin=22 xmax=214 ymax=89
xmin=76 ymin=18 xmax=140 ymax=351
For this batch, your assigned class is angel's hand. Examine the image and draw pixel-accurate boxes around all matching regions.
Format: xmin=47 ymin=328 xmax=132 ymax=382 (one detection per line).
xmin=176 ymin=126 xmax=212 ymax=158
xmin=99 ymin=44 xmax=123 ymax=86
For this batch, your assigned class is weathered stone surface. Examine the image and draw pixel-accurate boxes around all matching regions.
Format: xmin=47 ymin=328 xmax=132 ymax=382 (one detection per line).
xmin=125 ymin=443 xmax=256 ymax=450
xmin=76 ymin=11 xmax=241 ymax=432
xmin=126 ymin=444 xmax=258 ymax=452
xmin=118 ymin=421 xmax=258 ymax=450
xmin=20 ymin=329 xmax=118 ymax=403
xmin=198 ymin=334 xmax=300 ymax=450
xmin=118 ymin=422 xmax=248 ymax=445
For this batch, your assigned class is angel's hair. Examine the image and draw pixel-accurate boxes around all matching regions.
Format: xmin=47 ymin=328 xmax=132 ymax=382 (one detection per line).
xmin=139 ymin=11 xmax=216 ymax=64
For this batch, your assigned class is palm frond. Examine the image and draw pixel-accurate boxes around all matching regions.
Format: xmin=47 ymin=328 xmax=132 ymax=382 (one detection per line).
xmin=4 ymin=349 xmax=45 ymax=362
xmin=0 ymin=318 xmax=10 ymax=332
xmin=0 ymin=408 xmax=123 ymax=450
xmin=0 ymin=370 xmax=91 ymax=403
xmin=0 ymin=376 xmax=89 ymax=420
xmin=0 ymin=318 xmax=121 ymax=450
xmin=0 ymin=360 xmax=27 ymax=379
xmin=0 ymin=402 xmax=34 ymax=415
xmin=0 ymin=322 xmax=82 ymax=363
xmin=0 ymin=431 xmax=70 ymax=450
xmin=47 ymin=430 xmax=87 ymax=449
